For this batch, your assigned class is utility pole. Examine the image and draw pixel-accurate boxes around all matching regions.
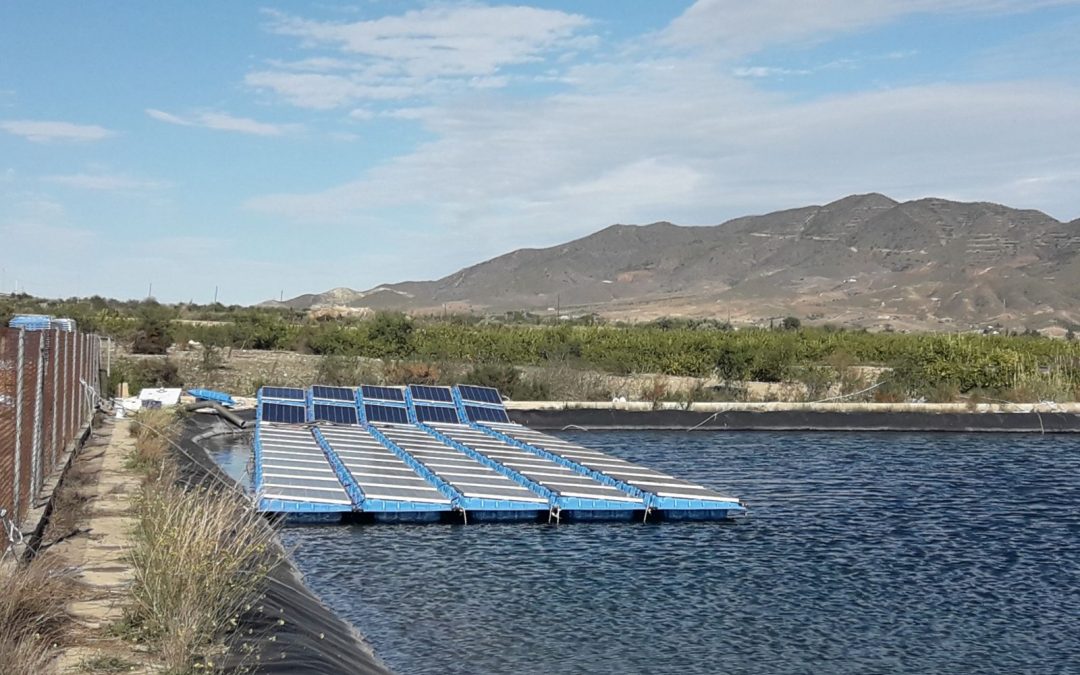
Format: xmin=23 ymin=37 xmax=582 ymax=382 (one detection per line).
xmin=214 ymin=286 xmax=218 ymax=304
xmin=147 ymin=282 xmax=153 ymax=299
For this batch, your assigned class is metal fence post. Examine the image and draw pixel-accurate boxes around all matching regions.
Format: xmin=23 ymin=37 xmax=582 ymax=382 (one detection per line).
xmin=13 ymin=330 xmax=24 ymax=519
xmin=50 ymin=330 xmax=59 ymax=468
xmin=31 ymin=334 xmax=44 ymax=495
xmin=66 ymin=332 xmax=73 ymax=439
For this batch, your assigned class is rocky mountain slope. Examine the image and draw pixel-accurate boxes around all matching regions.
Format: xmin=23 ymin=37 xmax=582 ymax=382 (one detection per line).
xmin=266 ymin=194 xmax=1080 ymax=329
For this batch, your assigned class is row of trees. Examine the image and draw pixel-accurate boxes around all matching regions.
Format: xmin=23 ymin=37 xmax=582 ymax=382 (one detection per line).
xmin=5 ymin=296 xmax=1079 ymax=400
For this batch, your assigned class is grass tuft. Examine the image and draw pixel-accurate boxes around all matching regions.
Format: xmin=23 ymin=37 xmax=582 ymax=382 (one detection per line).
xmin=0 ymin=554 xmax=77 ymax=675
xmin=126 ymin=475 xmax=279 ymax=673
xmin=127 ymin=408 xmax=176 ymax=474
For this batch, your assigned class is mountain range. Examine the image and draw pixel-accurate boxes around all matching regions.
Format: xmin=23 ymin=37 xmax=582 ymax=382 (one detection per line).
xmin=265 ymin=194 xmax=1080 ymax=330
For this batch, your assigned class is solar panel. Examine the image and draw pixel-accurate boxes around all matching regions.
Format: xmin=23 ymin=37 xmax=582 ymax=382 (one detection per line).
xmin=262 ymin=387 xmax=305 ymax=401
xmin=458 ymin=385 xmax=503 ymax=405
xmin=312 ymin=386 xmax=355 ymax=402
xmin=261 ymin=402 xmax=306 ymax=424
xmin=465 ymin=405 xmax=511 ymax=424
xmin=361 ymin=385 xmax=405 ymax=402
xmin=409 ymin=385 xmax=453 ymax=403
xmin=415 ymin=405 xmax=460 ymax=424
xmin=313 ymin=404 xmax=358 ymax=425
xmin=365 ymin=404 xmax=410 ymax=424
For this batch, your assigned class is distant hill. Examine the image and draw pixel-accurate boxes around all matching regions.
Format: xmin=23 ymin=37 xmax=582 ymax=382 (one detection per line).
xmin=263 ymin=194 xmax=1080 ymax=330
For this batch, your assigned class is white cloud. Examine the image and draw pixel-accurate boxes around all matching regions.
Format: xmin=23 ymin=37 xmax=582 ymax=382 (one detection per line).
xmin=0 ymin=119 xmax=114 ymax=143
xmin=247 ymin=5 xmax=594 ymax=108
xmin=241 ymin=1 xmax=1080 ymax=286
xmin=264 ymin=6 xmax=590 ymax=77
xmin=144 ymin=108 xmax=190 ymax=126
xmin=661 ymin=0 xmax=1080 ymax=56
xmin=247 ymin=59 xmax=1080 ymax=234
xmin=245 ymin=72 xmax=416 ymax=109
xmin=43 ymin=172 xmax=170 ymax=192
xmin=348 ymin=107 xmax=375 ymax=120
xmin=145 ymin=108 xmax=298 ymax=136
xmin=733 ymin=66 xmax=812 ymax=78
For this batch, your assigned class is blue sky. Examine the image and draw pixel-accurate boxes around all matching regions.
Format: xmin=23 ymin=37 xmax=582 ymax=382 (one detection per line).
xmin=2 ymin=1 xmax=1079 ymax=304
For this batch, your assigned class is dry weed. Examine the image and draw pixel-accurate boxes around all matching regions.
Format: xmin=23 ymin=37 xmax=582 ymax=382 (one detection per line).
xmin=126 ymin=477 xmax=279 ymax=672
xmin=0 ymin=554 xmax=77 ymax=675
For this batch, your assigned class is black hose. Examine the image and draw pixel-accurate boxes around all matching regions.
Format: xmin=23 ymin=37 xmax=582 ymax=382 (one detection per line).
xmin=181 ymin=401 xmax=250 ymax=429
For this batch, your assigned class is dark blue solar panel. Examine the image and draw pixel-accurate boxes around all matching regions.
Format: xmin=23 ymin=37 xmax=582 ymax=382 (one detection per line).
xmin=261 ymin=402 xmax=306 ymax=424
xmin=458 ymin=385 xmax=503 ymax=405
xmin=365 ymin=404 xmax=409 ymax=424
xmin=415 ymin=405 xmax=460 ymax=424
xmin=312 ymin=386 xmax=355 ymax=402
xmin=361 ymin=385 xmax=405 ymax=402
xmin=465 ymin=405 xmax=511 ymax=424
xmin=409 ymin=385 xmax=453 ymax=402
xmin=314 ymin=404 xmax=358 ymax=425
xmin=262 ymin=387 xmax=305 ymax=401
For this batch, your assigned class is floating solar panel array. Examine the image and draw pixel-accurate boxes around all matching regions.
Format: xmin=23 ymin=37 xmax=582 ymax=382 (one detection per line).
xmin=249 ymin=384 xmax=744 ymax=522
xmin=311 ymin=386 xmax=359 ymax=425
xmin=457 ymin=385 xmax=512 ymax=424
xmin=254 ymin=387 xmax=350 ymax=515
xmin=357 ymin=385 xmax=411 ymax=425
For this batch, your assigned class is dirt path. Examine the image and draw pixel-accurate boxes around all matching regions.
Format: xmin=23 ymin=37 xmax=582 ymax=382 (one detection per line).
xmin=47 ymin=417 xmax=154 ymax=674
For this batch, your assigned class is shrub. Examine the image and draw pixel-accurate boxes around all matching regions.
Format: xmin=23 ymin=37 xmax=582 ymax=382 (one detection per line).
xmin=109 ymin=357 xmax=182 ymax=395
xmin=383 ymin=360 xmax=446 ymax=385
xmin=127 ymin=478 xmax=279 ymax=672
xmin=366 ymin=312 xmax=414 ymax=359
xmin=645 ymin=376 xmax=668 ymax=409
xmin=128 ymin=408 xmax=176 ymax=475
xmin=314 ymin=354 xmax=380 ymax=386
xmin=793 ymin=365 xmax=837 ymax=402
xmin=464 ymin=363 xmax=556 ymax=400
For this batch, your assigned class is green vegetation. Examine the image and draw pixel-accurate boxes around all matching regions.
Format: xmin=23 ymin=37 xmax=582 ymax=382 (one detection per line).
xmin=5 ymin=294 xmax=1080 ymax=402
xmin=123 ymin=409 xmax=280 ymax=673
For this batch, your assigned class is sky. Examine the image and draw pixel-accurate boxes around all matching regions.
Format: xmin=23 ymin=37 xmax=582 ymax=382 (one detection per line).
xmin=2 ymin=1 xmax=1079 ymax=304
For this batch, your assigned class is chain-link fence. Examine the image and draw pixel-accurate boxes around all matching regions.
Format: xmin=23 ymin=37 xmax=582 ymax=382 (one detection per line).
xmin=0 ymin=328 xmax=102 ymax=532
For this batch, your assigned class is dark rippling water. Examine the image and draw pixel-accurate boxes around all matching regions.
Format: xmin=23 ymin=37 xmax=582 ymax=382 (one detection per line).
xmin=219 ymin=431 xmax=1080 ymax=674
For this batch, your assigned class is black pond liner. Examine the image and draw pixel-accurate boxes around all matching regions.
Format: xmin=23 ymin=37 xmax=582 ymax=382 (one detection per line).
xmin=509 ymin=408 xmax=1080 ymax=433
xmin=173 ymin=412 xmax=393 ymax=675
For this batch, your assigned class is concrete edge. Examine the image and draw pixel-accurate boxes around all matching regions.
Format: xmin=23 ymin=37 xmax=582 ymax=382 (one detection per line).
xmin=505 ymin=400 xmax=1080 ymax=414
xmin=17 ymin=413 xmax=100 ymax=559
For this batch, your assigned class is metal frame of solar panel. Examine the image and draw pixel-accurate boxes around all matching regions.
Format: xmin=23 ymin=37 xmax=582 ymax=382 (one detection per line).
xmin=457 ymin=385 xmax=504 ymax=405
xmin=409 ymin=385 xmax=454 ymax=403
xmin=364 ymin=404 xmax=410 ymax=424
xmin=313 ymin=403 xmax=359 ymax=425
xmin=414 ymin=404 xmax=460 ymax=424
xmin=311 ymin=385 xmax=356 ymax=402
xmin=361 ymin=385 xmax=405 ymax=402
xmin=261 ymin=401 xmax=307 ymax=424
xmin=464 ymin=405 xmax=510 ymax=424
xmin=261 ymin=386 xmax=306 ymax=401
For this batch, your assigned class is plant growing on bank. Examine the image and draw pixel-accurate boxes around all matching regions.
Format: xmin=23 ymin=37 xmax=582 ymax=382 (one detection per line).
xmin=0 ymin=554 xmax=76 ymax=675
xmin=127 ymin=478 xmax=278 ymax=672
xmin=108 ymin=357 xmax=182 ymax=396
xmin=124 ymin=409 xmax=280 ymax=673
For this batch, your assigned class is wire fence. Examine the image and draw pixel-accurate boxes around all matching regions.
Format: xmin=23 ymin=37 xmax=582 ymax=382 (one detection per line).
xmin=0 ymin=327 xmax=102 ymax=533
